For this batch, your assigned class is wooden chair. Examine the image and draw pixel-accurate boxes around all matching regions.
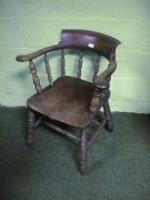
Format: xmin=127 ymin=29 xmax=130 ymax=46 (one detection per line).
xmin=16 ymin=29 xmax=121 ymax=175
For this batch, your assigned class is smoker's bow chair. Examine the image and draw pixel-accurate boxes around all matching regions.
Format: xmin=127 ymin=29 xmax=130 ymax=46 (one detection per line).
xmin=16 ymin=30 xmax=121 ymax=175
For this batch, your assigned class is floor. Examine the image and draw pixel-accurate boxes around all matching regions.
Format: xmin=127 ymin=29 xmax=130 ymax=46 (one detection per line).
xmin=0 ymin=106 xmax=150 ymax=200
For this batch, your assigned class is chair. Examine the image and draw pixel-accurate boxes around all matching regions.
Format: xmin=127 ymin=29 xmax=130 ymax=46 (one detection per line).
xmin=16 ymin=29 xmax=121 ymax=175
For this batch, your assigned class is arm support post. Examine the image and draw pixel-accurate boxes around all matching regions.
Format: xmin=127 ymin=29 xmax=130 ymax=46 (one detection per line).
xmin=89 ymin=51 xmax=117 ymax=112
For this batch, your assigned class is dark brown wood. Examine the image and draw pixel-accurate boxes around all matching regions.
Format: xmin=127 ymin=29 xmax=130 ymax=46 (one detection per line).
xmin=16 ymin=45 xmax=61 ymax=62
xmin=43 ymin=121 xmax=80 ymax=143
xmin=89 ymin=87 xmax=101 ymax=113
xmin=87 ymin=119 xmax=107 ymax=150
xmin=34 ymin=116 xmax=44 ymax=128
xmin=80 ymin=129 xmax=87 ymax=175
xmin=61 ymin=29 xmax=121 ymax=59
xmin=92 ymin=119 xmax=101 ymax=126
xmin=103 ymin=100 xmax=113 ymax=132
xmin=44 ymin=53 xmax=53 ymax=85
xmin=94 ymin=58 xmax=117 ymax=89
xmin=27 ymin=109 xmax=36 ymax=145
xmin=93 ymin=54 xmax=100 ymax=82
xmin=29 ymin=60 xmax=42 ymax=94
xmin=60 ymin=48 xmax=65 ymax=76
xmin=16 ymin=31 xmax=120 ymax=62
xmin=27 ymin=76 xmax=95 ymax=128
xmin=77 ymin=51 xmax=83 ymax=78
xmin=16 ymin=29 xmax=121 ymax=175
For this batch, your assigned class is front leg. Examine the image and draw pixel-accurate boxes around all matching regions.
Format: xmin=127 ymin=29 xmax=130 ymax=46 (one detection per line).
xmin=103 ymin=100 xmax=113 ymax=132
xmin=27 ymin=109 xmax=36 ymax=145
xmin=80 ymin=129 xmax=87 ymax=175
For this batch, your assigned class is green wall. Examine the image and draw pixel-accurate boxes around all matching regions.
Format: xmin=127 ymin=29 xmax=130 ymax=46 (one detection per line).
xmin=0 ymin=0 xmax=150 ymax=113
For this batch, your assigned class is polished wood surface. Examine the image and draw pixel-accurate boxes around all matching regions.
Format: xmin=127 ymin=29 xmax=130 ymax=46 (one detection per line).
xmin=16 ymin=29 xmax=121 ymax=175
xmin=27 ymin=76 xmax=95 ymax=128
xmin=61 ymin=29 xmax=121 ymax=59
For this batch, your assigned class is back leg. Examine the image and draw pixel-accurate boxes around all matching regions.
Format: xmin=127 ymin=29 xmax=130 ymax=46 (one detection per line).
xmin=27 ymin=109 xmax=36 ymax=145
xmin=103 ymin=100 xmax=113 ymax=132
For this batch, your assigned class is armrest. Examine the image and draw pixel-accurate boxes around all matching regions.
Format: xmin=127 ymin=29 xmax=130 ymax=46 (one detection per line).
xmin=16 ymin=45 xmax=60 ymax=62
xmin=90 ymin=55 xmax=117 ymax=113
xmin=94 ymin=58 xmax=117 ymax=89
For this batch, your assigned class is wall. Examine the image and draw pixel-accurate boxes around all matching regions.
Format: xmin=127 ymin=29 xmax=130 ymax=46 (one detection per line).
xmin=0 ymin=0 xmax=150 ymax=113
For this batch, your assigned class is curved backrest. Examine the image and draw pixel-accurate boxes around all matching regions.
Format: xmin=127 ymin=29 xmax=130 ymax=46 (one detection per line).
xmin=60 ymin=29 xmax=121 ymax=59
xmin=16 ymin=29 xmax=121 ymax=94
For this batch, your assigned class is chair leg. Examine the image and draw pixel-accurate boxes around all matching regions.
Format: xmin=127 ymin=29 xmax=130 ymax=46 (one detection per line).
xmin=27 ymin=109 xmax=36 ymax=145
xmin=103 ymin=100 xmax=113 ymax=132
xmin=80 ymin=129 xmax=87 ymax=175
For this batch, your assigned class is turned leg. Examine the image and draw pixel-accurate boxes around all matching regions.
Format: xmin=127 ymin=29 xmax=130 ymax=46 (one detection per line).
xmin=103 ymin=100 xmax=113 ymax=132
xmin=80 ymin=129 xmax=87 ymax=175
xmin=27 ymin=109 xmax=36 ymax=145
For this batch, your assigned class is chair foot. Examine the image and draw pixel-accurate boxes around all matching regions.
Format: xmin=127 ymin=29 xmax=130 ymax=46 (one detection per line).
xmin=27 ymin=109 xmax=36 ymax=145
xmin=80 ymin=161 xmax=88 ymax=176
xmin=80 ymin=129 xmax=88 ymax=176
xmin=105 ymin=120 xmax=113 ymax=132
xmin=103 ymin=100 xmax=113 ymax=132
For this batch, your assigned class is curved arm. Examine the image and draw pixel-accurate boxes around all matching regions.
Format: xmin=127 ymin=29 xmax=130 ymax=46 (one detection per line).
xmin=94 ymin=58 xmax=117 ymax=88
xmin=16 ymin=44 xmax=61 ymax=62
xmin=90 ymin=53 xmax=117 ymax=113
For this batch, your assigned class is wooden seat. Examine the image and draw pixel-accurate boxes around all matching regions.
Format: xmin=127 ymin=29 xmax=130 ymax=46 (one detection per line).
xmin=16 ymin=29 xmax=121 ymax=175
xmin=27 ymin=76 xmax=95 ymax=128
